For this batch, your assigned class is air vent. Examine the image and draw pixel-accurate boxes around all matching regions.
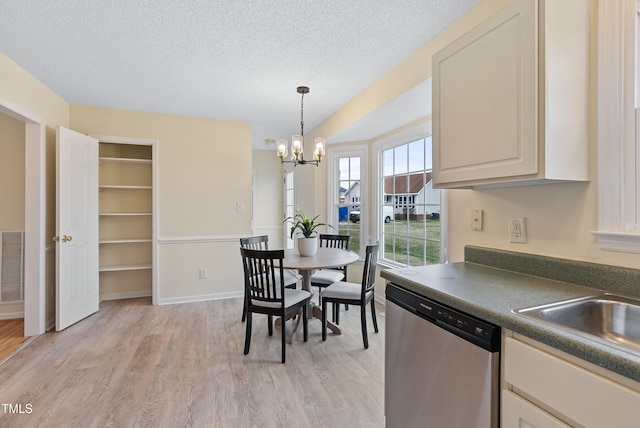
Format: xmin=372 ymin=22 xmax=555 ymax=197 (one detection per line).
xmin=0 ymin=231 xmax=24 ymax=302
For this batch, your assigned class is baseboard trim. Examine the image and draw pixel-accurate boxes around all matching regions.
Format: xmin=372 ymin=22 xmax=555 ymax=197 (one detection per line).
xmin=0 ymin=311 xmax=24 ymax=320
xmin=100 ymin=290 xmax=152 ymax=302
xmin=157 ymin=290 xmax=243 ymax=306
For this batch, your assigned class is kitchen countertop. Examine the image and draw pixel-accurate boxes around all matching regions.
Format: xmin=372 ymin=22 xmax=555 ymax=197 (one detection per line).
xmin=380 ymin=261 xmax=640 ymax=383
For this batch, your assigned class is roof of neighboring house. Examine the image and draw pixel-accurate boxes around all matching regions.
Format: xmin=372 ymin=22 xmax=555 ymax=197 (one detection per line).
xmin=384 ymin=172 xmax=432 ymax=195
xmin=343 ymin=181 xmax=360 ymax=196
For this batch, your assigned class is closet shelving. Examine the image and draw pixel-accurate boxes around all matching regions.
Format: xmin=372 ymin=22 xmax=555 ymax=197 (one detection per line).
xmin=98 ymin=144 xmax=153 ymax=275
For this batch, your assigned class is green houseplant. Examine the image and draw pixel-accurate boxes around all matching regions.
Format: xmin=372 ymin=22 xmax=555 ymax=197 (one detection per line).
xmin=287 ymin=211 xmax=328 ymax=239
xmin=286 ymin=211 xmax=332 ymax=256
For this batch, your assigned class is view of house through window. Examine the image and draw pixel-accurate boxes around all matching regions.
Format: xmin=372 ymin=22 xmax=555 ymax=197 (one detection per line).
xmin=380 ymin=136 xmax=440 ymax=266
xmin=336 ymin=156 xmax=361 ymax=253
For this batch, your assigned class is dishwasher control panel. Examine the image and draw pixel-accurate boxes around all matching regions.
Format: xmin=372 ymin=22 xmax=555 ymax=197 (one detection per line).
xmin=386 ymin=283 xmax=500 ymax=352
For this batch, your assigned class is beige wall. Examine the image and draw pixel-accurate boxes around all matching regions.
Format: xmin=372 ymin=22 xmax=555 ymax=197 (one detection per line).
xmin=0 ymin=112 xmax=25 ymax=318
xmin=2 ymin=49 xmax=256 ymax=309
xmin=252 ymin=150 xmax=287 ymax=248
xmin=0 ymin=112 xmax=25 ymax=229
xmin=306 ymin=0 xmax=640 ymax=271
xmin=70 ymin=105 xmax=253 ymax=302
xmin=0 ymin=53 xmax=69 ymax=323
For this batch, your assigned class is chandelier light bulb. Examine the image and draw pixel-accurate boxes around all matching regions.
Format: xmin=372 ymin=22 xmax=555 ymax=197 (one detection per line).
xmin=277 ymin=140 xmax=288 ymax=159
xmin=313 ymin=138 xmax=325 ymax=161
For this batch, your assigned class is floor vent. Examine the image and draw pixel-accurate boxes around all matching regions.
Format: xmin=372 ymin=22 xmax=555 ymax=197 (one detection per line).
xmin=0 ymin=231 xmax=24 ymax=302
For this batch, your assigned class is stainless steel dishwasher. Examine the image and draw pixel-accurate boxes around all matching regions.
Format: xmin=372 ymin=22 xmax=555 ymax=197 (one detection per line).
xmin=385 ymin=283 xmax=501 ymax=428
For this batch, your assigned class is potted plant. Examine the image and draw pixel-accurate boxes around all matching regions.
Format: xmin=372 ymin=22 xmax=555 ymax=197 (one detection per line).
xmin=286 ymin=211 xmax=331 ymax=256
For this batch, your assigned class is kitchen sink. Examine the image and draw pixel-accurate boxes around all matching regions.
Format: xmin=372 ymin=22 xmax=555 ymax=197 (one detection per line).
xmin=514 ymin=294 xmax=640 ymax=356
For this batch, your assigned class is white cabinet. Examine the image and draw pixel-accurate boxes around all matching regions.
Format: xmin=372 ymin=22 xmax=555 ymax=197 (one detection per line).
xmin=432 ymin=0 xmax=590 ymax=188
xmin=98 ymin=140 xmax=155 ymax=299
xmin=502 ymin=335 xmax=640 ymax=428
xmin=502 ymin=390 xmax=569 ymax=428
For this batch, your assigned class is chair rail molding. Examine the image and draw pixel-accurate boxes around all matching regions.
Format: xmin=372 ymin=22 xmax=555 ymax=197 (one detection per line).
xmin=158 ymin=235 xmax=246 ymax=244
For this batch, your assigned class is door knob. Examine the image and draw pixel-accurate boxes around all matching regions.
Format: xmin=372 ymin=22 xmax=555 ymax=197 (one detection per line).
xmin=61 ymin=235 xmax=72 ymax=242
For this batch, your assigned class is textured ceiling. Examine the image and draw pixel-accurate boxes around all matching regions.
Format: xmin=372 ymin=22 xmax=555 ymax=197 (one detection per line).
xmin=0 ymin=0 xmax=479 ymax=149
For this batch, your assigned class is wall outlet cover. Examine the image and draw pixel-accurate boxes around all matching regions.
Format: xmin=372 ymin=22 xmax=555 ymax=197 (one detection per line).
xmin=509 ymin=217 xmax=527 ymax=243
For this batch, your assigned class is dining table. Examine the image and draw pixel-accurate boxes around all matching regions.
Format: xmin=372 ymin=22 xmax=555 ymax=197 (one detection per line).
xmin=274 ymin=246 xmax=359 ymax=341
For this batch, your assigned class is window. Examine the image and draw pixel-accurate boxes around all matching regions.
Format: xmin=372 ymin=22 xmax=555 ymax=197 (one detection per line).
xmin=592 ymin=0 xmax=640 ymax=252
xmin=379 ymin=136 xmax=441 ymax=266
xmin=327 ymin=145 xmax=368 ymax=256
xmin=283 ymin=168 xmax=295 ymax=249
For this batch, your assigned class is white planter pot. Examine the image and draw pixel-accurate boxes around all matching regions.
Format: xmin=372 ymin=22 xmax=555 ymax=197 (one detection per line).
xmin=297 ymin=236 xmax=318 ymax=257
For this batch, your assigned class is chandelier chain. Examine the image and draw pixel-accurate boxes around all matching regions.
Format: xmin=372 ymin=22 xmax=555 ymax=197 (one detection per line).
xmin=300 ymin=92 xmax=305 ymax=137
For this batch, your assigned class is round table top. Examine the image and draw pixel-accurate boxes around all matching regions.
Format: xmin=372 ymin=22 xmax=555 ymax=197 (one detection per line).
xmin=278 ymin=247 xmax=359 ymax=270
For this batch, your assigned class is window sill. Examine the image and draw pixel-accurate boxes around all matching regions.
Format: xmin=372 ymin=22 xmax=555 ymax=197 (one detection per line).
xmin=591 ymin=231 xmax=640 ymax=254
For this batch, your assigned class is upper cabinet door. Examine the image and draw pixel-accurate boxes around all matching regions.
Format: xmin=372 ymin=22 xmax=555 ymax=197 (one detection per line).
xmin=432 ymin=0 xmax=590 ymax=189
xmin=433 ymin=0 xmax=537 ymax=187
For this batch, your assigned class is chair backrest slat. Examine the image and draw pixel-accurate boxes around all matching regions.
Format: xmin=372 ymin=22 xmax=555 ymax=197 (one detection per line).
xmin=240 ymin=247 xmax=285 ymax=306
xmin=361 ymin=243 xmax=379 ymax=298
xmin=318 ymin=234 xmax=351 ymax=277
xmin=240 ymin=235 xmax=269 ymax=250
xmin=319 ymin=234 xmax=350 ymax=250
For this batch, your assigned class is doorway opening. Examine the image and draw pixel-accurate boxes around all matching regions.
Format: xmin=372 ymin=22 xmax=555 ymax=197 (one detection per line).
xmin=0 ymin=99 xmax=47 ymax=337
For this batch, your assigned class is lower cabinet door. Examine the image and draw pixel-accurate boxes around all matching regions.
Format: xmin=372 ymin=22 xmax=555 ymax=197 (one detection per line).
xmin=502 ymin=390 xmax=570 ymax=428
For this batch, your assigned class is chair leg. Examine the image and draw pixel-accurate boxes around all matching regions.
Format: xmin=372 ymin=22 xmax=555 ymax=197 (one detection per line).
xmin=303 ymin=305 xmax=308 ymax=342
xmin=268 ymin=315 xmax=273 ymax=336
xmin=281 ymin=312 xmax=286 ymax=364
xmin=244 ymin=312 xmax=252 ymax=355
xmin=335 ymin=303 xmax=341 ymax=325
xmin=322 ymin=300 xmax=328 ymax=341
xmin=371 ymin=299 xmax=379 ymax=333
xmin=241 ymin=297 xmax=247 ymax=322
xmin=361 ymin=305 xmax=369 ymax=349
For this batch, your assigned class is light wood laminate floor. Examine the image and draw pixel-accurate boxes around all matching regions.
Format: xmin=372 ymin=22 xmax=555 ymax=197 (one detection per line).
xmin=0 ymin=297 xmax=385 ymax=427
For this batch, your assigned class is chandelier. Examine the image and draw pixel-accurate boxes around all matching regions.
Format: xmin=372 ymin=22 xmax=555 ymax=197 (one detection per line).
xmin=276 ymin=86 xmax=325 ymax=166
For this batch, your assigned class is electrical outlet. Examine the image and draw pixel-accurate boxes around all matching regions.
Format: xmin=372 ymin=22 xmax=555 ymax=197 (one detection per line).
xmin=471 ymin=209 xmax=483 ymax=231
xmin=199 ymin=268 xmax=208 ymax=279
xmin=509 ymin=218 xmax=527 ymax=243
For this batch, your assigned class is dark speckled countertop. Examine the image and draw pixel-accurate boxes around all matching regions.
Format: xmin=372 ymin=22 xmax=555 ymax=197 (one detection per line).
xmin=380 ymin=246 xmax=640 ymax=383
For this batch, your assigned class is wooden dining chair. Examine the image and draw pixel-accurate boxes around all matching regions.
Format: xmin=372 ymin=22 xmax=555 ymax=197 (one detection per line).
xmin=320 ymin=243 xmax=379 ymax=349
xmin=240 ymin=247 xmax=311 ymax=363
xmin=239 ymin=235 xmax=300 ymax=322
xmin=310 ymin=234 xmax=351 ymax=319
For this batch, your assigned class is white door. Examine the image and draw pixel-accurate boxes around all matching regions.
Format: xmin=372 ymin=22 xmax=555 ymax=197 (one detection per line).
xmin=55 ymin=127 xmax=99 ymax=331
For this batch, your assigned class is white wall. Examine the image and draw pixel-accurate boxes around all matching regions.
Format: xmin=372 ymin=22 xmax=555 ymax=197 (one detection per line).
xmin=304 ymin=0 xmax=640 ymax=271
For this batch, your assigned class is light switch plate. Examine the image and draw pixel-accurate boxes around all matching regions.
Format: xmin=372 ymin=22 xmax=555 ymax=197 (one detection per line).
xmin=471 ymin=209 xmax=483 ymax=231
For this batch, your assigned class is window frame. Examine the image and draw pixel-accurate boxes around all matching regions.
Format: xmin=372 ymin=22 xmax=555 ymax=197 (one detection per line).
xmin=591 ymin=0 xmax=640 ymax=253
xmin=283 ymin=167 xmax=295 ymax=250
xmin=372 ymin=122 xmax=447 ymax=267
xmin=326 ymin=144 xmax=369 ymax=257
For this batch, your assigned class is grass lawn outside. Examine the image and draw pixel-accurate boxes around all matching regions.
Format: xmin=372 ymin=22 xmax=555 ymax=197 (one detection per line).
xmin=337 ymin=219 xmax=441 ymax=266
